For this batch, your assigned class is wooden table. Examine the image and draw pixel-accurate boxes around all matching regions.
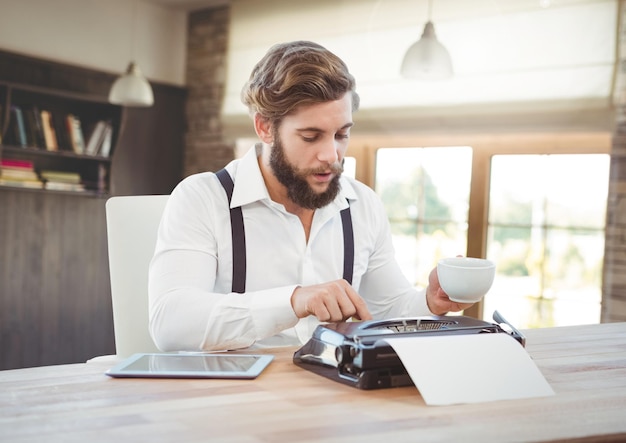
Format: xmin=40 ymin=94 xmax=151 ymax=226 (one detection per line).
xmin=1 ymin=322 xmax=625 ymax=443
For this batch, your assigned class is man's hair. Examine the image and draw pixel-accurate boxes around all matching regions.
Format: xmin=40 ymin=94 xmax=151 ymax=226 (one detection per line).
xmin=241 ymin=41 xmax=360 ymax=123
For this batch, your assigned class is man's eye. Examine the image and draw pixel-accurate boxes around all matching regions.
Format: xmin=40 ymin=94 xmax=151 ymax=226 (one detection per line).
xmin=336 ymin=133 xmax=350 ymax=140
xmin=302 ymin=135 xmax=318 ymax=142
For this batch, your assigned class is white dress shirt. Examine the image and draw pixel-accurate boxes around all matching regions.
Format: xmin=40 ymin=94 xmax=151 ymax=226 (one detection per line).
xmin=148 ymin=145 xmax=432 ymax=352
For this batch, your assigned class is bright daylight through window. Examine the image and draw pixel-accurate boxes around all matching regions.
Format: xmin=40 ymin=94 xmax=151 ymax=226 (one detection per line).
xmin=374 ymin=148 xmax=609 ymax=329
xmin=484 ymin=154 xmax=609 ymax=329
xmin=375 ymin=147 xmax=472 ymax=289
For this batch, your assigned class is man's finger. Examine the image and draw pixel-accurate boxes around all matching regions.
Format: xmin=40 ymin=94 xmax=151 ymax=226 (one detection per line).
xmin=342 ymin=282 xmax=372 ymax=320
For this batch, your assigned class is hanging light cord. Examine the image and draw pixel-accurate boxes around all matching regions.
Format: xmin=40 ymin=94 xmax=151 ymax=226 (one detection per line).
xmin=131 ymin=0 xmax=138 ymax=61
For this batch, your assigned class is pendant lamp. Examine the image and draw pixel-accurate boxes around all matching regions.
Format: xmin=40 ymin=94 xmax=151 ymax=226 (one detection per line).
xmin=108 ymin=1 xmax=154 ymax=107
xmin=400 ymin=0 xmax=453 ymax=80
xmin=109 ymin=62 xmax=154 ymax=107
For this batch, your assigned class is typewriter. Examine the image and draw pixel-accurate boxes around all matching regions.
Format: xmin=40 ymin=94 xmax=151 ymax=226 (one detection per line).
xmin=293 ymin=310 xmax=525 ymax=390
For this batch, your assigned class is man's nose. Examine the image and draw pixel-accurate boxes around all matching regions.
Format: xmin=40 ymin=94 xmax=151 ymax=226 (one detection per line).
xmin=317 ymin=138 xmax=339 ymax=164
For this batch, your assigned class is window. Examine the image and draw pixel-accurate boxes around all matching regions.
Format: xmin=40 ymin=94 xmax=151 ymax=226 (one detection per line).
xmin=375 ymin=147 xmax=473 ymax=288
xmin=363 ymin=137 xmax=611 ymax=329
xmin=483 ymin=154 xmax=609 ymax=328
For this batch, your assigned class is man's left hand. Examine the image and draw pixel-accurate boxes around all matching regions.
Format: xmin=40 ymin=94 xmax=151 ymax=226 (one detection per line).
xmin=425 ymin=266 xmax=474 ymax=315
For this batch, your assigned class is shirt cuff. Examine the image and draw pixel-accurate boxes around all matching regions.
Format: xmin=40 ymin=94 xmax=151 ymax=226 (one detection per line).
xmin=251 ymin=285 xmax=300 ymax=338
xmin=415 ymin=287 xmax=434 ymax=316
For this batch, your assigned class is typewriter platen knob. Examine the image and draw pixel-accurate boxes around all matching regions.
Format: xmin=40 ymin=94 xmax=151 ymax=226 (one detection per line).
xmin=335 ymin=345 xmax=356 ymax=365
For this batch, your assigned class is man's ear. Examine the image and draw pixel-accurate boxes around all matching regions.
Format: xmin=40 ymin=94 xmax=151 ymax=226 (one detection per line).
xmin=253 ymin=114 xmax=273 ymax=144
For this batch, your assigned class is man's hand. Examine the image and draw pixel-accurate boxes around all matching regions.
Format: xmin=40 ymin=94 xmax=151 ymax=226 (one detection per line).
xmin=426 ymin=266 xmax=474 ymax=315
xmin=291 ymin=280 xmax=373 ymax=322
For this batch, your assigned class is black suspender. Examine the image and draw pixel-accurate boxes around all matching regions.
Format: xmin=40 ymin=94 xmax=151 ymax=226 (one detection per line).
xmin=215 ymin=169 xmax=247 ymax=293
xmin=340 ymin=206 xmax=354 ymax=285
xmin=215 ymin=168 xmax=354 ymax=292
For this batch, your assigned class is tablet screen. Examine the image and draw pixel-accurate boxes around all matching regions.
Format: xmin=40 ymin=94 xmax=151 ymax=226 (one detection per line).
xmin=105 ymin=353 xmax=274 ymax=379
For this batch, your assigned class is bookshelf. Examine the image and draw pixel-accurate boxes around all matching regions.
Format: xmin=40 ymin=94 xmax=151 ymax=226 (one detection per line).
xmin=0 ymin=81 xmax=122 ymax=196
xmin=0 ymin=49 xmax=186 ymax=371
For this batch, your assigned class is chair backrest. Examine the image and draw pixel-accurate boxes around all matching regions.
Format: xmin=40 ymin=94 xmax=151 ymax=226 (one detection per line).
xmin=106 ymin=195 xmax=169 ymax=358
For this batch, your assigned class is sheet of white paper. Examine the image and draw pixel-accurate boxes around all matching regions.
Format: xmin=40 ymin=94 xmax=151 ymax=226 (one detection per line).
xmin=383 ymin=333 xmax=554 ymax=405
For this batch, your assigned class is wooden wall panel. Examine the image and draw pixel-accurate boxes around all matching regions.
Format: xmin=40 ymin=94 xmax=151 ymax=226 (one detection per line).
xmin=0 ymin=191 xmax=113 ymax=368
xmin=111 ymin=87 xmax=187 ymax=196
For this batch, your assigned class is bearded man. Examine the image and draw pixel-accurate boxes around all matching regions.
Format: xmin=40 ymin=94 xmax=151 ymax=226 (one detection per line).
xmin=148 ymin=41 xmax=470 ymax=352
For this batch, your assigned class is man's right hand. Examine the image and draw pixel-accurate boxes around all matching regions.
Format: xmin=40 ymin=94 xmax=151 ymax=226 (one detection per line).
xmin=291 ymin=280 xmax=372 ymax=322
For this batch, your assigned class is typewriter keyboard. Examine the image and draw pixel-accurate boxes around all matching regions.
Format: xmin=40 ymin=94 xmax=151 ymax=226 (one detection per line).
xmin=383 ymin=319 xmax=456 ymax=332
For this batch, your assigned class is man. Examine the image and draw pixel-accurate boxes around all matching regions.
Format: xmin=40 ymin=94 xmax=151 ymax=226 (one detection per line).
xmin=148 ymin=41 xmax=472 ymax=352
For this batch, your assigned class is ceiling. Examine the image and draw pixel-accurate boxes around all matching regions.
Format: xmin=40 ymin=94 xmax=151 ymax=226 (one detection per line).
xmin=143 ymin=0 xmax=619 ymax=135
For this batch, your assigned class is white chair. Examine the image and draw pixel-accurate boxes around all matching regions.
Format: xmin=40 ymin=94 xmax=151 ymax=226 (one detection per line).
xmin=105 ymin=195 xmax=169 ymax=358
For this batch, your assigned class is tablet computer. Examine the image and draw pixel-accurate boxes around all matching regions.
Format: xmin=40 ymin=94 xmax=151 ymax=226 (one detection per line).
xmin=105 ymin=353 xmax=274 ymax=379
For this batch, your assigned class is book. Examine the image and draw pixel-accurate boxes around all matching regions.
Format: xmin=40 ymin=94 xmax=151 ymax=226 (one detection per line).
xmin=23 ymin=106 xmax=45 ymax=148
xmin=66 ymin=114 xmax=85 ymax=154
xmin=0 ymin=177 xmax=43 ymax=189
xmin=40 ymin=170 xmax=82 ymax=184
xmin=85 ymin=120 xmax=108 ymax=155
xmin=0 ymin=158 xmax=42 ymax=188
xmin=51 ymin=112 xmax=71 ymax=151
xmin=10 ymin=106 xmax=27 ymax=147
xmin=43 ymin=181 xmax=85 ymax=192
xmin=1 ymin=158 xmax=34 ymax=170
xmin=39 ymin=169 xmax=85 ymax=192
xmin=1 ymin=168 xmax=40 ymax=181
xmin=40 ymin=110 xmax=58 ymax=151
xmin=98 ymin=123 xmax=113 ymax=157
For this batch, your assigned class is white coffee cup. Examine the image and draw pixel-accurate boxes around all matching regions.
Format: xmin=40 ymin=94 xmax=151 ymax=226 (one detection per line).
xmin=437 ymin=257 xmax=496 ymax=303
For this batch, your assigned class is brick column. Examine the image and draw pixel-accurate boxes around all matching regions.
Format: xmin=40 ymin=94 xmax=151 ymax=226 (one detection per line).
xmin=184 ymin=6 xmax=235 ymax=176
xmin=602 ymin=0 xmax=626 ymax=322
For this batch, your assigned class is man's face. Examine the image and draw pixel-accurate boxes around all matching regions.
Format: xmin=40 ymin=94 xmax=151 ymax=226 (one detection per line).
xmin=269 ymin=94 xmax=353 ymax=209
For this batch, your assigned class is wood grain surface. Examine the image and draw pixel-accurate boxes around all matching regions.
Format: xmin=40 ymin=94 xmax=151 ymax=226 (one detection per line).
xmin=1 ymin=322 xmax=625 ymax=442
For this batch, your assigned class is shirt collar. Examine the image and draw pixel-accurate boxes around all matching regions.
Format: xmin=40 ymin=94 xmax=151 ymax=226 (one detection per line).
xmin=230 ymin=144 xmax=359 ymax=210
xmin=230 ymin=144 xmax=269 ymax=208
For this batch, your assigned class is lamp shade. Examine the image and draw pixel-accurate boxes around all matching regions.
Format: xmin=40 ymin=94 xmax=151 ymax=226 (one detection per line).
xmin=108 ymin=62 xmax=154 ymax=107
xmin=401 ymin=21 xmax=453 ymax=80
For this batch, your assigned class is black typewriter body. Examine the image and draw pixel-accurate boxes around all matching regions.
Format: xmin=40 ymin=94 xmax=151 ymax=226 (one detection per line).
xmin=293 ymin=311 xmax=525 ymax=390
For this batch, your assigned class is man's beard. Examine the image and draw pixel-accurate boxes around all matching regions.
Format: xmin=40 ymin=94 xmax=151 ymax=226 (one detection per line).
xmin=269 ymin=133 xmax=343 ymax=210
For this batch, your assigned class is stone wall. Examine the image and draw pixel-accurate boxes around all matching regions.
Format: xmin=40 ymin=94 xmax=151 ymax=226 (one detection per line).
xmin=602 ymin=0 xmax=626 ymax=322
xmin=184 ymin=6 xmax=235 ymax=176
